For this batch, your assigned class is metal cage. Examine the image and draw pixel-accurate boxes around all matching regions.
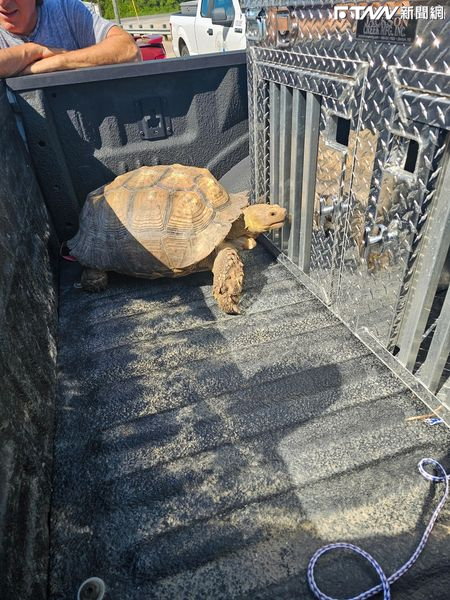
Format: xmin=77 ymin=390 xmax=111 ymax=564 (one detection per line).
xmin=245 ymin=2 xmax=450 ymax=414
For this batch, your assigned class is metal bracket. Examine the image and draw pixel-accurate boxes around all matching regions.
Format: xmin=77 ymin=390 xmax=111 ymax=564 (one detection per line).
xmin=364 ymin=222 xmax=399 ymax=259
xmin=266 ymin=7 xmax=298 ymax=48
xmin=319 ymin=194 xmax=349 ymax=229
xmin=246 ymin=8 xmax=266 ymax=42
xmin=137 ymin=97 xmax=172 ymax=141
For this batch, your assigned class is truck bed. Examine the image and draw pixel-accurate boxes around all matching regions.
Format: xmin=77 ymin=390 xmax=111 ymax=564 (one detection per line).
xmin=3 ymin=56 xmax=449 ymax=599
xmin=51 ymin=245 xmax=450 ymax=599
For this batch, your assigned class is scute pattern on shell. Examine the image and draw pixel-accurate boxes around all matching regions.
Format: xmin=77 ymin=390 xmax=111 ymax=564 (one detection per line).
xmin=68 ymin=165 xmax=248 ymax=277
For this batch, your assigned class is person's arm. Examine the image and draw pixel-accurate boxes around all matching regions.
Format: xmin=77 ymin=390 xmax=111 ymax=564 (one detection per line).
xmin=19 ymin=27 xmax=140 ymax=75
xmin=0 ymin=43 xmax=65 ymax=78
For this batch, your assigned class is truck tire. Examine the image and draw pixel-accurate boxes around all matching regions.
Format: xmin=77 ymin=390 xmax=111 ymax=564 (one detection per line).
xmin=180 ymin=41 xmax=190 ymax=57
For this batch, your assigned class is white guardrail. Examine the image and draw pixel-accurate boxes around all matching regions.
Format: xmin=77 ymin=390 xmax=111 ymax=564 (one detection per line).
xmin=124 ymin=23 xmax=171 ymax=39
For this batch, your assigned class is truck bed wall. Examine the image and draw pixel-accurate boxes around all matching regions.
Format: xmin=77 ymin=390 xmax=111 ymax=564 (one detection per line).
xmin=0 ymin=82 xmax=58 ymax=599
xmin=7 ymin=52 xmax=249 ymax=241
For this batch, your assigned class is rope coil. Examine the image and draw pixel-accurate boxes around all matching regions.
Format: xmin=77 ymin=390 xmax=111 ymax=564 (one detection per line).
xmin=307 ymin=459 xmax=449 ymax=600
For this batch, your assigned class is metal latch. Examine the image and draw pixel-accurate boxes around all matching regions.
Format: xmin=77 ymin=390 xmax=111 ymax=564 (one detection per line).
xmin=319 ymin=194 xmax=349 ymax=229
xmin=246 ymin=8 xmax=266 ymax=42
xmin=364 ymin=222 xmax=399 ymax=260
xmin=137 ymin=97 xmax=172 ymax=141
xmin=266 ymin=7 xmax=298 ymax=48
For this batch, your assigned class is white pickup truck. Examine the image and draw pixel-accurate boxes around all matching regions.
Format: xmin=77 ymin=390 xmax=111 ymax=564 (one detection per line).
xmin=170 ymin=0 xmax=246 ymax=57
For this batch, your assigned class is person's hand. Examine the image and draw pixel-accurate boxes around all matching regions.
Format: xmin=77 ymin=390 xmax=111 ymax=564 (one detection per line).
xmin=18 ymin=56 xmax=62 ymax=75
xmin=40 ymin=46 xmax=68 ymax=58
xmin=13 ymin=28 xmax=139 ymax=77
xmin=17 ymin=45 xmax=67 ymax=75
xmin=0 ymin=43 xmax=68 ymax=78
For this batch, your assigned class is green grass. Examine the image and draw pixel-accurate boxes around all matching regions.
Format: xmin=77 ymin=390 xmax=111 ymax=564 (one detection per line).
xmin=98 ymin=0 xmax=180 ymax=19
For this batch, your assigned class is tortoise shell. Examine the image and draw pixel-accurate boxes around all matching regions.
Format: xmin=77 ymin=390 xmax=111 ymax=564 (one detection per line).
xmin=68 ymin=164 xmax=248 ymax=277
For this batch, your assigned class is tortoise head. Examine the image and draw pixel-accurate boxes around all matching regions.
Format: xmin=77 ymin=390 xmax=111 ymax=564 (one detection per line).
xmin=242 ymin=203 xmax=287 ymax=235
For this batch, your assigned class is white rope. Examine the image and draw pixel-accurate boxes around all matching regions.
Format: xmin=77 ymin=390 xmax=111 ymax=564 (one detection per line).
xmin=307 ymin=459 xmax=449 ymax=600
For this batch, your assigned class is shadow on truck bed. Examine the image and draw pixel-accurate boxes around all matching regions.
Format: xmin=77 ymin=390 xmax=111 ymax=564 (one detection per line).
xmin=53 ymin=241 xmax=450 ymax=600
xmin=1 ymin=53 xmax=450 ymax=599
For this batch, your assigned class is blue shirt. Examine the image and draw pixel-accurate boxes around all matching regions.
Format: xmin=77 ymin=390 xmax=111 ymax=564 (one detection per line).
xmin=0 ymin=0 xmax=115 ymax=50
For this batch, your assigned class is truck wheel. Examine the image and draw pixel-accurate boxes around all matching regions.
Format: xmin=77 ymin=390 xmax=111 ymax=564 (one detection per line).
xmin=180 ymin=42 xmax=190 ymax=57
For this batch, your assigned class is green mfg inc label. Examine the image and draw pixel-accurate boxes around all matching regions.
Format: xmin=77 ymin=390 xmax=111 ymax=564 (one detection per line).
xmin=356 ymin=15 xmax=418 ymax=44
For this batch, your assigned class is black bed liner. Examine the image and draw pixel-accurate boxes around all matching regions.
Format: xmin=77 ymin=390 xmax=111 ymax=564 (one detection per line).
xmin=51 ymin=244 xmax=450 ymax=599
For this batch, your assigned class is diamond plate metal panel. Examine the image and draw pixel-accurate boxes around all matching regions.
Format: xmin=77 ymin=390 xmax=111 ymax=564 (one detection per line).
xmin=337 ymin=123 xmax=443 ymax=344
xmin=387 ymin=133 xmax=448 ymax=353
xmin=250 ymin=57 xmax=271 ymax=206
xmin=247 ymin=3 xmax=450 ymax=404
xmin=256 ymin=62 xmax=358 ymax=105
xmin=309 ymin=101 xmax=357 ymax=301
xmin=249 ymin=45 xmax=367 ymax=303
xmin=247 ymin=52 xmax=256 ymax=203
xmin=252 ymin=47 xmax=365 ymax=79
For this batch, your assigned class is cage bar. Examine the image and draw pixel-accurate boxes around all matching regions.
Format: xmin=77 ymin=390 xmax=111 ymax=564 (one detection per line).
xmin=299 ymin=92 xmax=320 ymax=274
xmin=416 ymin=287 xmax=450 ymax=394
xmin=279 ymin=85 xmax=293 ymax=252
xmin=288 ymin=88 xmax=306 ymax=263
xmin=270 ymin=82 xmax=281 ymax=245
xmin=396 ymin=145 xmax=450 ymax=370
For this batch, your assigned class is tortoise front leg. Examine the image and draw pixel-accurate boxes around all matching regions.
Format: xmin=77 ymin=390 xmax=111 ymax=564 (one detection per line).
xmin=81 ymin=268 xmax=108 ymax=292
xmin=212 ymin=245 xmax=244 ymax=314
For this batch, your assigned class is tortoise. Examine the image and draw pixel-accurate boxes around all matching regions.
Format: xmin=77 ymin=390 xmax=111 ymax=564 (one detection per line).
xmin=68 ymin=164 xmax=286 ymax=314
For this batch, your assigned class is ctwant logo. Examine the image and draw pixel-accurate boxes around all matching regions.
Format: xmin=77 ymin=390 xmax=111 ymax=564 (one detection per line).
xmin=334 ymin=4 xmax=401 ymax=20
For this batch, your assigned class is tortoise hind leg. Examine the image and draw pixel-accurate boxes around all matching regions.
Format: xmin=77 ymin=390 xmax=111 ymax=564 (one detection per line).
xmin=81 ymin=268 xmax=108 ymax=292
xmin=212 ymin=246 xmax=244 ymax=314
